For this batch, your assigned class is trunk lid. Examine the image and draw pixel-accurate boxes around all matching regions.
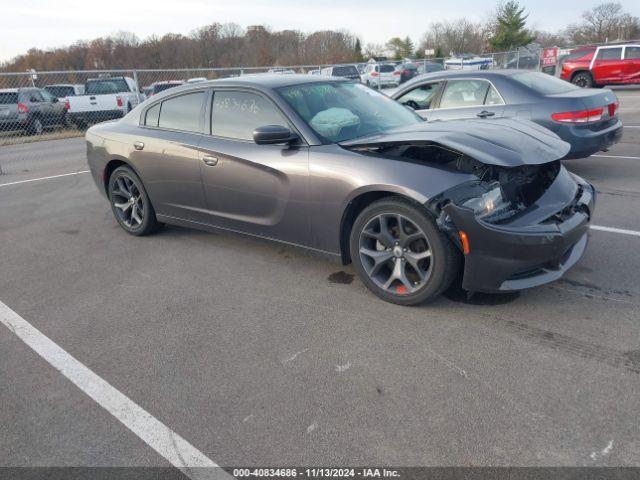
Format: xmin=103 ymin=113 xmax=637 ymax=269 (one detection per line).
xmin=340 ymin=118 xmax=570 ymax=167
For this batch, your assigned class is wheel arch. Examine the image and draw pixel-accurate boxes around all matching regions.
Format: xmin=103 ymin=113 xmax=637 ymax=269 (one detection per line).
xmin=570 ymin=69 xmax=593 ymax=82
xmin=103 ymin=158 xmax=143 ymax=194
xmin=338 ymin=188 xmax=435 ymax=265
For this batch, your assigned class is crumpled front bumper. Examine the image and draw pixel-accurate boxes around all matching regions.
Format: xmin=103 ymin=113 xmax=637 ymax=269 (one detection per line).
xmin=442 ymin=173 xmax=595 ymax=293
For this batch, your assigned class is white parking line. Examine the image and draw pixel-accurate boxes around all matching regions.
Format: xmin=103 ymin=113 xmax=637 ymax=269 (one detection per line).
xmin=591 ymin=155 xmax=640 ymax=160
xmin=591 ymin=225 xmax=640 ymax=237
xmin=0 ymin=170 xmax=90 ymax=188
xmin=0 ymin=301 xmax=231 ymax=480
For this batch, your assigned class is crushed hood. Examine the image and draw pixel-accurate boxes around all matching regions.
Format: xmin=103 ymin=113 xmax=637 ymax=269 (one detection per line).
xmin=340 ymin=118 xmax=570 ymax=167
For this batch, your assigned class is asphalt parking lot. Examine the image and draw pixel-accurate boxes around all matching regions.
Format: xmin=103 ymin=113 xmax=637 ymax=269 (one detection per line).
xmin=1 ymin=88 xmax=640 ymax=472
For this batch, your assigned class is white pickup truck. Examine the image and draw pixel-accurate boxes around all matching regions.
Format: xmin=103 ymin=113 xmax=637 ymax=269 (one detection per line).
xmin=67 ymin=76 xmax=142 ymax=128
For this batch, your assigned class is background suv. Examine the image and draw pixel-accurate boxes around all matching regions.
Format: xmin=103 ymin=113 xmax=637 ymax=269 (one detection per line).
xmin=360 ymin=63 xmax=399 ymax=88
xmin=0 ymin=87 xmax=67 ymax=134
xmin=560 ymin=44 xmax=640 ymax=87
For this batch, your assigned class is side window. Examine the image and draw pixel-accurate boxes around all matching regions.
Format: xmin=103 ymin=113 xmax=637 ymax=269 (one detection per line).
xmin=396 ymin=82 xmax=442 ymax=110
xmin=144 ymin=103 xmax=161 ymax=127
xmin=625 ymin=47 xmax=640 ymax=59
xmin=597 ymin=48 xmax=622 ymax=61
xmin=484 ymin=85 xmax=504 ymax=106
xmin=157 ymin=92 xmax=204 ymax=132
xmin=439 ymin=80 xmax=490 ymax=109
xmin=211 ymin=91 xmax=288 ymax=141
xmin=29 ymin=91 xmax=44 ymax=103
xmin=40 ymin=90 xmax=56 ymax=102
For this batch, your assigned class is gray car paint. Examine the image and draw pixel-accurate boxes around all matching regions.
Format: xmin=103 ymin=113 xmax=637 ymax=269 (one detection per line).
xmin=85 ymin=75 xmax=568 ymax=257
xmin=391 ymin=70 xmax=622 ymax=158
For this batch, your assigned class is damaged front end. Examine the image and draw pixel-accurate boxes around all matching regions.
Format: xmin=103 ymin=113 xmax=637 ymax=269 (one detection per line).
xmin=342 ymin=120 xmax=596 ymax=292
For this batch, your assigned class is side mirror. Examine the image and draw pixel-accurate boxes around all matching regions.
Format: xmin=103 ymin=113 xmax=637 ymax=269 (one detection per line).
xmin=52 ymin=97 xmax=59 ymax=103
xmin=253 ymin=125 xmax=297 ymax=145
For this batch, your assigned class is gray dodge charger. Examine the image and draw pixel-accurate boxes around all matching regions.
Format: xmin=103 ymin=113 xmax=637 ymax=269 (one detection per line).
xmin=86 ymin=75 xmax=595 ymax=305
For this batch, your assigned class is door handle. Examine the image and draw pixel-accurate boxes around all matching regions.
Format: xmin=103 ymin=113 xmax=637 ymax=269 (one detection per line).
xmin=133 ymin=141 xmax=144 ymax=150
xmin=477 ymin=110 xmax=495 ymax=118
xmin=202 ymin=155 xmax=218 ymax=166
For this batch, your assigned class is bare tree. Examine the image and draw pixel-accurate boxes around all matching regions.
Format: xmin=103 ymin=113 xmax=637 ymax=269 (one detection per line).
xmin=566 ymin=2 xmax=640 ymax=44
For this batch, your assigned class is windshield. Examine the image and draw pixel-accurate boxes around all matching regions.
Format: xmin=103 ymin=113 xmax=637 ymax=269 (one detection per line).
xmin=277 ymin=81 xmax=422 ymax=143
xmin=85 ymin=78 xmax=130 ymax=95
xmin=512 ymin=72 xmax=578 ymax=95
xmin=379 ymin=64 xmax=395 ymax=73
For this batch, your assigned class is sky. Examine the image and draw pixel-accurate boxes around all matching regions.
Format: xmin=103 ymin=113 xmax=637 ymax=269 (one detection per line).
xmin=2 ymin=0 xmax=640 ymax=62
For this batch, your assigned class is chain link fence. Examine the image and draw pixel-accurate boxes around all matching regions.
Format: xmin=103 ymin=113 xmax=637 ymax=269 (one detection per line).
xmin=0 ymin=45 xmax=559 ymax=146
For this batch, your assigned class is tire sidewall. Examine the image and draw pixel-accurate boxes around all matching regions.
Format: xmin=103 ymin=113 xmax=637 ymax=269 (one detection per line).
xmin=108 ymin=166 xmax=155 ymax=236
xmin=572 ymin=72 xmax=593 ymax=88
xmin=349 ymin=199 xmax=453 ymax=306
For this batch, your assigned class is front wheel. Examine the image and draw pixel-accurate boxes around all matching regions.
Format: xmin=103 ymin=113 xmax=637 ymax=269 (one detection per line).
xmin=108 ymin=166 xmax=160 ymax=236
xmin=349 ymin=197 xmax=460 ymax=306
xmin=572 ymin=72 xmax=593 ymax=88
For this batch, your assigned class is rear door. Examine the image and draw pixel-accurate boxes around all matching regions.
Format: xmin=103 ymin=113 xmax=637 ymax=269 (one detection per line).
xmin=131 ymin=90 xmax=208 ymax=222
xmin=623 ymin=46 xmax=640 ymax=84
xmin=428 ymin=79 xmax=506 ymax=121
xmin=197 ymin=88 xmax=311 ymax=245
xmin=591 ymin=47 xmax=624 ymax=84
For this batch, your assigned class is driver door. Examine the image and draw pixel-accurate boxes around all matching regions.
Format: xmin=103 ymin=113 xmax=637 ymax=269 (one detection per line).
xmin=395 ymin=81 xmax=443 ymax=120
xmin=197 ymin=89 xmax=311 ymax=246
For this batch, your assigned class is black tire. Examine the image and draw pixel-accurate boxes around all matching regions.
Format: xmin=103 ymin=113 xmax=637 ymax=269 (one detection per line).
xmin=571 ymin=71 xmax=593 ymax=88
xmin=27 ymin=117 xmax=44 ymax=135
xmin=349 ymin=196 xmax=461 ymax=306
xmin=108 ymin=166 xmax=160 ymax=236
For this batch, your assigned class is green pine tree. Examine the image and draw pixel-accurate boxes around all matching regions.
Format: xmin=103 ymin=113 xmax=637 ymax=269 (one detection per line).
xmin=489 ymin=1 xmax=536 ymax=51
xmin=354 ymin=38 xmax=364 ymax=62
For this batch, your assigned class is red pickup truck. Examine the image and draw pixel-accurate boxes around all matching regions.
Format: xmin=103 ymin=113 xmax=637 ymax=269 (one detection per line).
xmin=560 ymin=44 xmax=640 ymax=88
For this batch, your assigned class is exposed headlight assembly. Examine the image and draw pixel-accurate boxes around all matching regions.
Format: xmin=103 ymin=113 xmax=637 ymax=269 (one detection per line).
xmin=461 ymin=182 xmax=512 ymax=220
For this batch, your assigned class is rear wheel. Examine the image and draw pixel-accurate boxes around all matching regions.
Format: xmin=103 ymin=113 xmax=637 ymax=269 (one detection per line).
xmin=27 ymin=117 xmax=43 ymax=135
xmin=349 ymin=197 xmax=460 ymax=306
xmin=572 ymin=71 xmax=593 ymax=88
xmin=108 ymin=166 xmax=159 ymax=236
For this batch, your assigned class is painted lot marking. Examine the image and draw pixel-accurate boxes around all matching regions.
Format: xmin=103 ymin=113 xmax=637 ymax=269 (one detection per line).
xmin=591 ymin=225 xmax=640 ymax=237
xmin=592 ymin=154 xmax=640 ymax=160
xmin=0 ymin=170 xmax=90 ymax=188
xmin=0 ymin=300 xmax=231 ymax=480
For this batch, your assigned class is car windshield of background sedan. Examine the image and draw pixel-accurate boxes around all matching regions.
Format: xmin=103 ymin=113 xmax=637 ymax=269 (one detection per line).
xmin=277 ymin=81 xmax=422 ymax=142
xmin=511 ymin=71 xmax=578 ymax=95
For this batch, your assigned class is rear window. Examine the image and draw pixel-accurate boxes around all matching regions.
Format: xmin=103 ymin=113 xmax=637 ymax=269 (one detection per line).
xmin=379 ymin=65 xmax=395 ymax=73
xmin=625 ymin=46 xmax=640 ymax=60
xmin=332 ymin=66 xmax=359 ymax=77
xmin=85 ymin=78 xmax=129 ymax=95
xmin=45 ymin=86 xmax=75 ymax=98
xmin=0 ymin=92 xmax=18 ymax=104
xmin=511 ymin=72 xmax=577 ymax=95
xmin=157 ymin=91 xmax=204 ymax=132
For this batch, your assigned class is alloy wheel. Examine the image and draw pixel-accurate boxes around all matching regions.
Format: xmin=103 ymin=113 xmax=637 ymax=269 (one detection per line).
xmin=111 ymin=173 xmax=145 ymax=230
xmin=358 ymin=213 xmax=433 ymax=295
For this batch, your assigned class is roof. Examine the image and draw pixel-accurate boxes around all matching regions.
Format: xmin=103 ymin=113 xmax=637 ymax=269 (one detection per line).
xmin=0 ymin=88 xmax=19 ymax=93
xmin=192 ymin=73 xmax=349 ymax=89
